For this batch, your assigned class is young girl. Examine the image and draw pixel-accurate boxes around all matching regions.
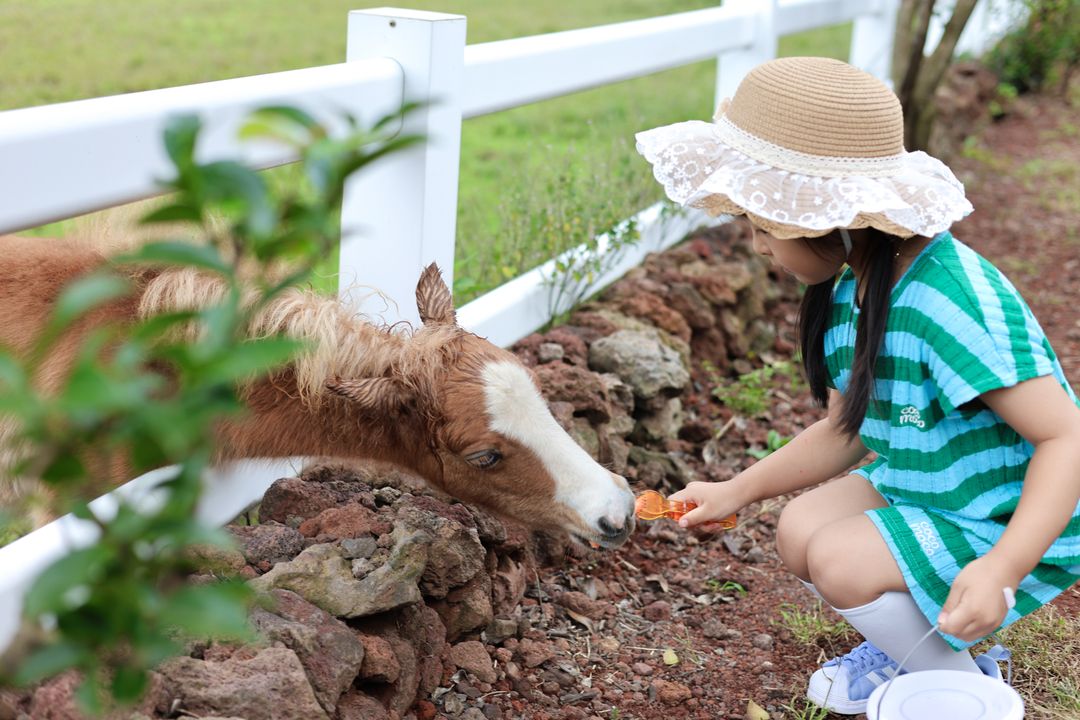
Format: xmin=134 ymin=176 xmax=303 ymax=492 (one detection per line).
xmin=636 ymin=56 xmax=1080 ymax=715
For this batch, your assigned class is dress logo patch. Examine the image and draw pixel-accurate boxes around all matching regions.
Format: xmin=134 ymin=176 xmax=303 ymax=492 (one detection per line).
xmin=909 ymin=520 xmax=941 ymax=556
xmin=899 ymin=405 xmax=926 ymax=429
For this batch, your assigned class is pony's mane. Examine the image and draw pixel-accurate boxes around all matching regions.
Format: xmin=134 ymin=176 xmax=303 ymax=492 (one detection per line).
xmin=136 ymin=267 xmax=466 ymax=407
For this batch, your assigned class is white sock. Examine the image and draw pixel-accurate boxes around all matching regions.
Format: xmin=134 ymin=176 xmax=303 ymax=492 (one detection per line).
xmin=835 ymin=592 xmax=980 ymax=674
xmin=799 ymin=578 xmax=825 ymax=602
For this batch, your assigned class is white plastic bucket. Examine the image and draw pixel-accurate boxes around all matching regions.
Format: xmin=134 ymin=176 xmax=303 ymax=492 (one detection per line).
xmin=866 ymin=670 xmax=1024 ymax=720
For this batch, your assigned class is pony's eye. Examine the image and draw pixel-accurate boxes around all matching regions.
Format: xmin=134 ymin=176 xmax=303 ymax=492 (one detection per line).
xmin=465 ymin=449 xmax=502 ymax=469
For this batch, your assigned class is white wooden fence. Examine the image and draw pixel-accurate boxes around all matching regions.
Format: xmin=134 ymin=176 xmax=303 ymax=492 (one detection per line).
xmin=0 ymin=0 xmax=1015 ymax=653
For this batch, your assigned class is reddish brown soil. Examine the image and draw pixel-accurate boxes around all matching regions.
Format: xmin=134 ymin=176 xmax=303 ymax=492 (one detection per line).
xmin=521 ymin=92 xmax=1080 ymax=720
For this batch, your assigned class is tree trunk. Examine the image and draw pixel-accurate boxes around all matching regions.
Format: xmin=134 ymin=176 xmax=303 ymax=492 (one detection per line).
xmin=892 ymin=0 xmax=920 ymax=89
xmin=896 ymin=0 xmax=936 ymax=112
xmin=891 ymin=0 xmax=980 ymax=150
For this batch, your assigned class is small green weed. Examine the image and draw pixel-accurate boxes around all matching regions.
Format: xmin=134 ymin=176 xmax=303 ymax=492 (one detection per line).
xmin=775 ymin=601 xmax=853 ymax=652
xmin=709 ymin=360 xmax=801 ymax=417
xmin=705 ymin=578 xmax=748 ymax=596
xmin=779 ymin=695 xmax=831 ymax=720
xmin=747 ymin=430 xmax=793 ymax=460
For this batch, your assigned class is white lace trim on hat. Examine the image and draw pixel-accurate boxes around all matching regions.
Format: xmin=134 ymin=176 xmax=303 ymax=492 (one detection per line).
xmin=634 ymin=120 xmax=972 ymax=237
xmin=713 ymin=116 xmax=905 ymax=178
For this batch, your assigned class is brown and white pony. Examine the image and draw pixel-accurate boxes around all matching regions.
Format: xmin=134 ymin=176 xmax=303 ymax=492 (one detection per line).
xmin=0 ymin=235 xmax=636 ymax=548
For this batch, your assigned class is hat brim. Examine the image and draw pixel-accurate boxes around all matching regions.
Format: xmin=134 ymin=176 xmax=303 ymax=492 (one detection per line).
xmin=636 ymin=120 xmax=972 ymax=241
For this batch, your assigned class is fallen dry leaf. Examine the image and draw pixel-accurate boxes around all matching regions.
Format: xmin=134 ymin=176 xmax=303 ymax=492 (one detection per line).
xmin=644 ymin=573 xmax=670 ymax=593
xmin=745 ymin=699 xmax=769 ymax=720
xmin=565 ymin=608 xmax=594 ymax=632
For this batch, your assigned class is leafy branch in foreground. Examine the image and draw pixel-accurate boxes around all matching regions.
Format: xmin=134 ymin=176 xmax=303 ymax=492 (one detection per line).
xmin=0 ymin=104 xmax=420 ymax=712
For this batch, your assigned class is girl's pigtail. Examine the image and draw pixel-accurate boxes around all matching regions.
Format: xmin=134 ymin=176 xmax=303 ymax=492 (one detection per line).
xmin=839 ymin=228 xmax=895 ymax=439
xmin=797 ymin=280 xmax=833 ymax=408
xmin=798 ymin=228 xmax=897 ymax=440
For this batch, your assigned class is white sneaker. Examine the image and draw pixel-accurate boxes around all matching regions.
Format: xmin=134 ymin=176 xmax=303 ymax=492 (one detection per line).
xmin=806 ymin=641 xmax=900 ymax=715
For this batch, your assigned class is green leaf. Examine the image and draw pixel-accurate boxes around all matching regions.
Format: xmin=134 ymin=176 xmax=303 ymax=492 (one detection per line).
xmin=370 ymin=100 xmax=428 ymax=133
xmin=74 ymin=674 xmax=104 ymax=716
xmin=110 ymin=665 xmax=148 ymax=702
xmin=0 ymin=353 xmax=28 ymax=390
xmin=202 ymin=337 xmax=303 ymax=382
xmin=139 ymin=202 xmax=203 ymax=225
xmin=24 ymin=545 xmax=111 ymax=616
xmin=239 ymin=105 xmax=324 ymax=147
xmin=199 ymin=304 xmax=239 ymax=357
xmin=130 ymin=310 xmax=199 ymax=344
xmin=662 ymin=648 xmax=679 ymax=666
xmin=14 ymin=641 xmax=86 ymax=685
xmin=197 ymin=161 xmax=276 ymax=239
xmin=48 ymin=273 xmax=130 ymax=334
xmin=134 ymin=633 xmax=181 ymax=667
xmin=161 ymin=581 xmax=253 ymax=640
xmin=121 ymin=241 xmax=230 ymax=274
xmin=40 ymin=453 xmax=87 ymax=486
xmin=61 ymin=358 xmax=158 ymax=417
xmin=163 ymin=114 xmax=201 ymax=170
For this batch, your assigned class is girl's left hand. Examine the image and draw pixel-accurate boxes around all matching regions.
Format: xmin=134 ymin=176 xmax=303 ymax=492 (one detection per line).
xmin=938 ymin=556 xmax=1017 ymax=641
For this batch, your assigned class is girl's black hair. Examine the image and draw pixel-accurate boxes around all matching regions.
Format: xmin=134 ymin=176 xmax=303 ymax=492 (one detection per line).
xmin=798 ymin=228 xmax=897 ymax=440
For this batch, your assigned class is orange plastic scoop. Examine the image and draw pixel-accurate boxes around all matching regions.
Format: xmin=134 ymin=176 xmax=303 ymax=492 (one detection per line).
xmin=635 ymin=489 xmax=737 ymax=530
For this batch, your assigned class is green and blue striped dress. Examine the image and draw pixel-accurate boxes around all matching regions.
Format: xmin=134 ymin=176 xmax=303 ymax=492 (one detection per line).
xmin=824 ymin=231 xmax=1080 ymax=650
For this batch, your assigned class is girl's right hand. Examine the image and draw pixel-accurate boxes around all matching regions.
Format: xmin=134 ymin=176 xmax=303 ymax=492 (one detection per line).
xmin=668 ymin=480 xmax=746 ymax=528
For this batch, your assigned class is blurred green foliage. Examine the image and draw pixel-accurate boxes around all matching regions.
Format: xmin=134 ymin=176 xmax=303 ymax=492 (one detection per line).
xmin=987 ymin=0 xmax=1080 ymax=95
xmin=0 ymin=105 xmax=419 ymax=712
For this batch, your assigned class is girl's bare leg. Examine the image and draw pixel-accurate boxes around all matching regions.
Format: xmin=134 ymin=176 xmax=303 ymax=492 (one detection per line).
xmin=775 ymin=474 xmax=890 ymax=582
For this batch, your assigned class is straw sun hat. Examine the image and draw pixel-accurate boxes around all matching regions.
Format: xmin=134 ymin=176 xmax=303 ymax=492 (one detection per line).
xmin=635 ymin=56 xmax=972 ymax=240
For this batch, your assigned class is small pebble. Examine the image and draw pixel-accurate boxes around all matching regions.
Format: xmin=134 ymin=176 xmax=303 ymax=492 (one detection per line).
xmin=751 ymin=633 xmax=774 ymax=651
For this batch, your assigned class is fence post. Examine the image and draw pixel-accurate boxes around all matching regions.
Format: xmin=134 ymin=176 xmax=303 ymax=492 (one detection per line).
xmin=715 ymin=0 xmax=777 ymax=107
xmin=850 ymin=0 xmax=900 ymax=84
xmin=342 ymin=9 xmax=466 ymax=326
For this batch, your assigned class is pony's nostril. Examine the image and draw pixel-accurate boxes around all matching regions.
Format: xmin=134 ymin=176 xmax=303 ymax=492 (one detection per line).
xmin=598 ymin=517 xmax=625 ymax=538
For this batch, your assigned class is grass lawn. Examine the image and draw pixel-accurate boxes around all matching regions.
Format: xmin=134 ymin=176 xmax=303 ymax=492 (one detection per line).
xmin=0 ymin=1 xmax=849 ymax=299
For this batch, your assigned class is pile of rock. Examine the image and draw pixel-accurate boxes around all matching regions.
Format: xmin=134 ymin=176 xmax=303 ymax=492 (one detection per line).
xmin=6 ymin=221 xmax=800 ymax=719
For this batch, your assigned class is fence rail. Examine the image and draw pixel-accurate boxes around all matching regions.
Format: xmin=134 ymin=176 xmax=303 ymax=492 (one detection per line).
xmin=2 ymin=0 xmax=1015 ymax=653
xmin=0 ymin=60 xmax=404 ymax=235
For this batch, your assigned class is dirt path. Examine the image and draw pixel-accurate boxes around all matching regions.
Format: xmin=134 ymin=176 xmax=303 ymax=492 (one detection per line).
xmin=531 ymin=92 xmax=1080 ymax=720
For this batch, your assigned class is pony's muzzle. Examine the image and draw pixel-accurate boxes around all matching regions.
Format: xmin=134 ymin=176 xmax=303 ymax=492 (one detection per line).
xmin=596 ymin=514 xmax=635 ymax=546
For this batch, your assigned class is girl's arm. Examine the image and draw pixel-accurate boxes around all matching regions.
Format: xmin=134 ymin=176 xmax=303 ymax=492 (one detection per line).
xmin=673 ymin=389 xmax=869 ymax=526
xmin=938 ymin=374 xmax=1080 ymax=641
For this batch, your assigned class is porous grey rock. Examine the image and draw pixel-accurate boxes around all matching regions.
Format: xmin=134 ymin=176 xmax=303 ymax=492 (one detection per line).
xmin=396 ymin=504 xmax=485 ymax=599
xmin=249 ymin=589 xmax=365 ymax=714
xmin=633 ymin=397 xmax=685 ymax=443
xmin=156 ymin=646 xmax=327 ymax=720
xmin=588 ymin=329 xmax=689 ymax=400
xmin=250 ymin=528 xmax=429 ymax=618
xmin=228 ymin=521 xmax=306 ymax=566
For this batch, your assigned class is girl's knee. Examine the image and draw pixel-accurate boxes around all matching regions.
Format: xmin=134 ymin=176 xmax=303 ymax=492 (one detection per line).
xmin=805 ymin=524 xmax=863 ymax=607
xmin=776 ymin=495 xmax=816 ymax=579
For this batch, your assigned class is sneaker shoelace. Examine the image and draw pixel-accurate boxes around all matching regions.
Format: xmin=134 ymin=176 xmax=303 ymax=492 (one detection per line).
xmin=826 ymin=641 xmax=896 ymax=678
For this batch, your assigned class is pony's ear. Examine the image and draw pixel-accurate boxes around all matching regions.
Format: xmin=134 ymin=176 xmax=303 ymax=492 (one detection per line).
xmin=415 ymin=263 xmax=457 ymax=326
xmin=326 ymin=377 xmax=414 ymax=415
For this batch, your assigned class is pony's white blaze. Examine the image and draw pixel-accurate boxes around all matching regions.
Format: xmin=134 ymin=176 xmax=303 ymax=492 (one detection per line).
xmin=481 ymin=361 xmax=634 ymax=539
